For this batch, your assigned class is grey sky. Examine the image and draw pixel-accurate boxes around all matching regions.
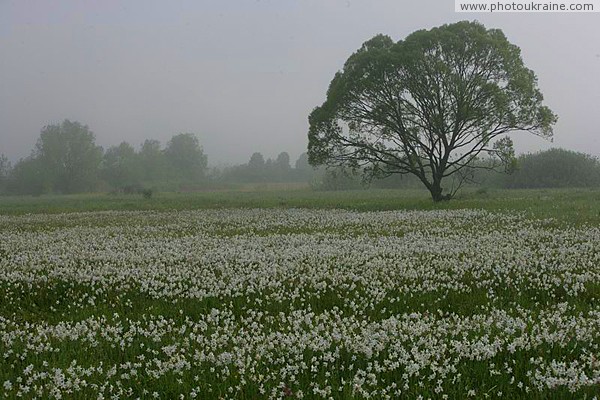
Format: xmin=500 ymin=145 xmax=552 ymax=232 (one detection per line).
xmin=1 ymin=0 xmax=599 ymax=166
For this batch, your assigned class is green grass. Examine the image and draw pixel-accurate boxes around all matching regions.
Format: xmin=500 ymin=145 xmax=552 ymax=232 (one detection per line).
xmin=1 ymin=187 xmax=600 ymax=225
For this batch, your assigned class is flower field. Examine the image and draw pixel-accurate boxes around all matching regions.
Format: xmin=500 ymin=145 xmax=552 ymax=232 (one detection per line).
xmin=1 ymin=208 xmax=599 ymax=399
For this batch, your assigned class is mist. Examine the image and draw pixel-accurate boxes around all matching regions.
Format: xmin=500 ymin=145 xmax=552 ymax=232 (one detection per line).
xmin=1 ymin=0 xmax=599 ymax=167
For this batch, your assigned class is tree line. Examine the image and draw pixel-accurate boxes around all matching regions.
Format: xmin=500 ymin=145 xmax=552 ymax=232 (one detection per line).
xmin=0 ymin=119 xmax=314 ymax=195
xmin=216 ymin=152 xmax=313 ymax=184
xmin=0 ymin=120 xmax=208 ymax=195
xmin=316 ymin=148 xmax=600 ymax=191
xmin=1 ymin=119 xmax=599 ymax=196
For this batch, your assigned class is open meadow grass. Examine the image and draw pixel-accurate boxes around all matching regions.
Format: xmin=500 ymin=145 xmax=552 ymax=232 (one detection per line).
xmin=2 ymin=187 xmax=600 ymax=225
xmin=0 ymin=188 xmax=599 ymax=399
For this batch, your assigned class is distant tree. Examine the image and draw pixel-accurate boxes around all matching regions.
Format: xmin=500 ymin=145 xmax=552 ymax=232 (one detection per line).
xmin=275 ymin=152 xmax=291 ymax=170
xmin=248 ymin=152 xmax=265 ymax=170
xmin=0 ymin=154 xmax=9 ymax=176
xmin=34 ymin=120 xmax=103 ymax=193
xmin=101 ymin=142 xmax=141 ymax=188
xmin=219 ymin=150 xmax=316 ymax=184
xmin=291 ymin=151 xmax=317 ymax=183
xmin=164 ymin=133 xmax=208 ymax=181
xmin=0 ymin=154 xmax=11 ymax=194
xmin=139 ymin=139 xmax=166 ymax=182
xmin=295 ymin=152 xmax=311 ymax=171
xmin=8 ymin=156 xmax=48 ymax=195
xmin=506 ymin=148 xmax=600 ymax=188
xmin=308 ymin=21 xmax=557 ymax=201
xmin=313 ymin=167 xmax=363 ymax=191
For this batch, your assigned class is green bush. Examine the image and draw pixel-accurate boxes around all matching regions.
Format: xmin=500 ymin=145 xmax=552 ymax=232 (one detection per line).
xmin=506 ymin=148 xmax=600 ymax=188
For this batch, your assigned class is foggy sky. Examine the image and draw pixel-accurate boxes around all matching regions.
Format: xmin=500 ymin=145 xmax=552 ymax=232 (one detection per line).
xmin=1 ymin=0 xmax=599 ymax=166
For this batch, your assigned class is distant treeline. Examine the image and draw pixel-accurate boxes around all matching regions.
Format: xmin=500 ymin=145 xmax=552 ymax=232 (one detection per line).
xmin=0 ymin=119 xmax=313 ymax=195
xmin=497 ymin=148 xmax=600 ymax=189
xmin=1 ymin=120 xmax=208 ymax=195
xmin=1 ymin=120 xmax=600 ymax=195
xmin=317 ymin=148 xmax=600 ymax=191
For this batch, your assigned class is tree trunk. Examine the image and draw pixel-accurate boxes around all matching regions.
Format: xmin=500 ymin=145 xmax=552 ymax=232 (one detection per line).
xmin=429 ymin=179 xmax=450 ymax=202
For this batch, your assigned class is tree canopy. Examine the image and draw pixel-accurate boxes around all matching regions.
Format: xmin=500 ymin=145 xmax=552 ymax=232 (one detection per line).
xmin=308 ymin=21 xmax=557 ymax=201
xmin=101 ymin=142 xmax=141 ymax=188
xmin=507 ymin=148 xmax=600 ymax=188
xmin=164 ymin=133 xmax=208 ymax=181
xmin=248 ymin=152 xmax=266 ymax=170
xmin=34 ymin=120 xmax=103 ymax=193
xmin=1 ymin=122 xmax=215 ymax=195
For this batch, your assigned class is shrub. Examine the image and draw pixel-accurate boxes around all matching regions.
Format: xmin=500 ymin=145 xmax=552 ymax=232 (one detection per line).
xmin=506 ymin=148 xmax=600 ymax=188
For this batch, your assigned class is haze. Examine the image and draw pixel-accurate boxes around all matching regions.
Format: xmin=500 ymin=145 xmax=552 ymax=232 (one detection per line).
xmin=1 ymin=0 xmax=599 ymax=165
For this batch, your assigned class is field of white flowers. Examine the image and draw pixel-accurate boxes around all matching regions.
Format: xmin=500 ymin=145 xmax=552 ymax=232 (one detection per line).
xmin=1 ymin=208 xmax=599 ymax=399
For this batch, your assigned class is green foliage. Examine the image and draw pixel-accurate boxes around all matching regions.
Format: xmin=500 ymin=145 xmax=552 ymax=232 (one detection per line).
xmin=5 ymin=127 xmax=214 ymax=194
xmin=220 ymin=152 xmax=315 ymax=184
xmin=0 ymin=154 xmax=10 ymax=194
xmin=5 ymin=120 xmax=102 ymax=195
xmin=275 ymin=151 xmax=291 ymax=170
xmin=6 ymin=156 xmax=49 ymax=195
xmin=506 ymin=148 xmax=600 ymax=188
xmin=164 ymin=133 xmax=208 ymax=181
xmin=248 ymin=152 xmax=266 ymax=171
xmin=295 ymin=152 xmax=310 ymax=171
xmin=308 ymin=21 xmax=557 ymax=202
xmin=34 ymin=120 xmax=103 ymax=193
xmin=292 ymin=152 xmax=316 ymax=183
xmin=312 ymin=167 xmax=364 ymax=191
xmin=493 ymin=137 xmax=518 ymax=173
xmin=138 ymin=139 xmax=167 ymax=182
xmin=101 ymin=142 xmax=142 ymax=188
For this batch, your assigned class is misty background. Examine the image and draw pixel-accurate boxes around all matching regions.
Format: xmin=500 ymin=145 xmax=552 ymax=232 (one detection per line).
xmin=1 ymin=0 xmax=599 ymax=195
xmin=0 ymin=0 xmax=600 ymax=194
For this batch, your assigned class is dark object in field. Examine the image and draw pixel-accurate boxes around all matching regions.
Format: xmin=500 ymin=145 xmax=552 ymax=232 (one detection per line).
xmin=108 ymin=185 xmax=152 ymax=198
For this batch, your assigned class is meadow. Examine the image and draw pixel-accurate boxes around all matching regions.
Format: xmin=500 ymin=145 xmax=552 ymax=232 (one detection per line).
xmin=0 ymin=188 xmax=599 ymax=399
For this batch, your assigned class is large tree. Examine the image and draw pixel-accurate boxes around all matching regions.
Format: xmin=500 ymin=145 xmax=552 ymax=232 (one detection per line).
xmin=35 ymin=119 xmax=103 ymax=193
xmin=308 ymin=21 xmax=557 ymax=201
